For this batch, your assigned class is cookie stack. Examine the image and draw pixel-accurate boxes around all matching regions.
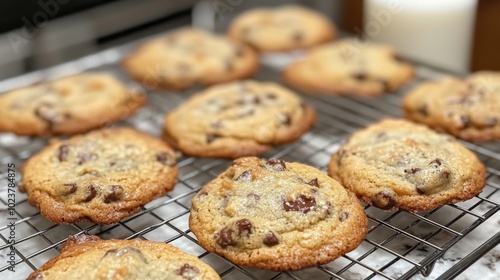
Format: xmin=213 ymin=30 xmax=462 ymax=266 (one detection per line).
xmin=1 ymin=3 xmax=494 ymax=279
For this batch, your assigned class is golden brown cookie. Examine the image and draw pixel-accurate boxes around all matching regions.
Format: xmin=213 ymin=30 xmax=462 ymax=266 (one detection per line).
xmin=227 ymin=5 xmax=336 ymax=52
xmin=122 ymin=28 xmax=259 ymax=90
xmin=0 ymin=73 xmax=145 ymax=136
xmin=328 ymin=119 xmax=486 ymax=212
xmin=163 ymin=80 xmax=316 ymax=158
xmin=189 ymin=157 xmax=368 ymax=271
xmin=27 ymin=234 xmax=221 ymax=280
xmin=403 ymin=72 xmax=500 ymax=142
xmin=21 ymin=128 xmax=178 ymax=224
xmin=283 ymin=39 xmax=415 ymax=97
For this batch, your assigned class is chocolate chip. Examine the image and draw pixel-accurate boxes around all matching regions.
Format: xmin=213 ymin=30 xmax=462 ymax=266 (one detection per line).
xmin=339 ymin=211 xmax=350 ymax=222
xmin=175 ymin=263 xmax=200 ymax=279
xmin=481 ymin=118 xmax=497 ymax=128
xmin=292 ymin=31 xmax=303 ymax=43
xmin=103 ymin=247 xmax=147 ymax=264
xmin=376 ymin=132 xmax=388 ymax=141
xmin=441 ymin=171 xmax=450 ymax=179
xmin=156 ymin=152 xmax=175 ymax=166
xmin=279 ymin=113 xmax=291 ymax=126
xmin=266 ymin=93 xmax=277 ymax=100
xmin=307 ymin=178 xmax=319 ymax=188
xmin=372 ymin=190 xmax=396 ymax=210
xmin=353 ymin=72 xmax=367 ymax=81
xmin=58 ymin=145 xmax=69 ymax=161
xmin=417 ymin=104 xmax=428 ymax=116
xmin=215 ymin=227 xmax=236 ymax=248
xmin=82 ymin=185 xmax=97 ymax=202
xmin=206 ymin=134 xmax=218 ymax=143
xmin=236 ymin=170 xmax=252 ymax=181
xmin=263 ymin=231 xmax=279 ymax=247
xmin=62 ymin=183 xmax=77 ymax=195
xmin=238 ymin=109 xmax=255 ymax=118
xmin=34 ymin=103 xmax=63 ymax=130
xmin=236 ymin=219 xmax=253 ymax=237
xmin=267 ymin=159 xmax=286 ymax=171
xmin=460 ymin=115 xmax=471 ymax=128
xmin=104 ymin=185 xmax=123 ymax=203
xmin=234 ymin=46 xmax=244 ymax=58
xmin=404 ymin=168 xmax=421 ymax=174
xmin=283 ymin=195 xmax=316 ymax=213
xmin=416 ymin=185 xmax=426 ymax=194
xmin=379 ymin=79 xmax=390 ymax=92
xmin=429 ymin=158 xmax=442 ymax=167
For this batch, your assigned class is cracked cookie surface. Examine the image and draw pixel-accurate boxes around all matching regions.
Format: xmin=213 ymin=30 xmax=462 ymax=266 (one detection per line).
xmin=163 ymin=80 xmax=316 ymax=158
xmin=21 ymin=127 xmax=178 ymax=224
xmin=283 ymin=39 xmax=414 ymax=97
xmin=123 ymin=28 xmax=258 ymax=90
xmin=0 ymin=72 xmax=145 ymax=136
xmin=328 ymin=119 xmax=486 ymax=212
xmin=189 ymin=157 xmax=367 ymax=271
xmin=403 ymin=72 xmax=500 ymax=141
xmin=227 ymin=5 xmax=336 ymax=52
xmin=27 ymin=234 xmax=220 ymax=280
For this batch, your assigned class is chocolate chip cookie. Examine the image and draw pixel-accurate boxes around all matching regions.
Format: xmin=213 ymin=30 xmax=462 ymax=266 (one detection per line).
xmin=0 ymin=73 xmax=145 ymax=136
xmin=283 ymin=39 xmax=415 ymax=97
xmin=403 ymin=72 xmax=500 ymax=141
xmin=163 ymin=80 xmax=316 ymax=158
xmin=227 ymin=5 xmax=336 ymax=52
xmin=20 ymin=127 xmax=178 ymax=224
xmin=122 ymin=28 xmax=259 ymax=90
xmin=328 ymin=119 xmax=486 ymax=212
xmin=27 ymin=234 xmax=220 ymax=280
xmin=189 ymin=157 xmax=367 ymax=271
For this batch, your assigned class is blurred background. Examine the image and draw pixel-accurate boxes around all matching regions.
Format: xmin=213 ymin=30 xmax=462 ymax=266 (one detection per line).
xmin=0 ymin=0 xmax=499 ymax=80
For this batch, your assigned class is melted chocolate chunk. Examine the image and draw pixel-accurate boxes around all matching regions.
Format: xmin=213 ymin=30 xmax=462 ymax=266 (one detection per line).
xmin=267 ymin=159 xmax=286 ymax=171
xmin=103 ymin=246 xmax=147 ymax=263
xmin=236 ymin=219 xmax=253 ymax=237
xmin=104 ymin=185 xmax=124 ymax=203
xmin=247 ymin=193 xmax=260 ymax=200
xmin=379 ymin=79 xmax=390 ymax=92
xmin=236 ymin=170 xmax=252 ymax=181
xmin=404 ymin=168 xmax=421 ymax=174
xmin=266 ymin=93 xmax=277 ymax=100
xmin=480 ymin=118 xmax=497 ymax=128
xmin=307 ymin=178 xmax=319 ymax=188
xmin=175 ymin=263 xmax=200 ymax=279
xmin=62 ymin=183 xmax=78 ymax=196
xmin=34 ymin=103 xmax=62 ymax=130
xmin=206 ymin=134 xmax=218 ymax=144
xmin=156 ymin=152 xmax=175 ymax=166
xmin=215 ymin=227 xmax=236 ymax=248
xmin=353 ymin=72 xmax=368 ymax=81
xmin=279 ymin=113 xmax=292 ymax=126
xmin=417 ymin=104 xmax=428 ymax=116
xmin=283 ymin=195 xmax=316 ymax=213
xmin=263 ymin=231 xmax=279 ymax=247
xmin=339 ymin=211 xmax=350 ymax=222
xmin=429 ymin=158 xmax=443 ymax=167
xmin=441 ymin=171 xmax=450 ymax=179
xmin=372 ymin=190 xmax=396 ymax=209
xmin=82 ymin=185 xmax=97 ymax=202
xmin=416 ymin=185 xmax=426 ymax=194
xmin=58 ymin=145 xmax=69 ymax=161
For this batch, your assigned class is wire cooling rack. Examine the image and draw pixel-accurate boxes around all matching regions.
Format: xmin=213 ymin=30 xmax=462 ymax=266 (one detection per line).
xmin=0 ymin=36 xmax=499 ymax=280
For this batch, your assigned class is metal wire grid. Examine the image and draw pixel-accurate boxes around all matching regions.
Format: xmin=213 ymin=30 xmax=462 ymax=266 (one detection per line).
xmin=0 ymin=50 xmax=499 ymax=280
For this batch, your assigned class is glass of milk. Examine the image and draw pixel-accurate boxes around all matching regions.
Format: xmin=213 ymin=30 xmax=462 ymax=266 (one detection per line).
xmin=363 ymin=0 xmax=478 ymax=73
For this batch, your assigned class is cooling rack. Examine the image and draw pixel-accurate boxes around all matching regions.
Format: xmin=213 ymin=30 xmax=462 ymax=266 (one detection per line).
xmin=0 ymin=35 xmax=499 ymax=280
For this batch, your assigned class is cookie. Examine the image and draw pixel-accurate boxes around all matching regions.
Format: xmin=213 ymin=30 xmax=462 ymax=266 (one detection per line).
xmin=283 ymin=39 xmax=415 ymax=97
xmin=27 ymin=234 xmax=221 ymax=280
xmin=227 ymin=5 xmax=336 ymax=52
xmin=0 ymin=73 xmax=145 ymax=136
xmin=163 ymin=80 xmax=316 ymax=158
xmin=403 ymin=72 xmax=500 ymax=142
xmin=328 ymin=119 xmax=486 ymax=212
xmin=122 ymin=28 xmax=259 ymax=90
xmin=189 ymin=157 xmax=368 ymax=271
xmin=20 ymin=127 xmax=178 ymax=224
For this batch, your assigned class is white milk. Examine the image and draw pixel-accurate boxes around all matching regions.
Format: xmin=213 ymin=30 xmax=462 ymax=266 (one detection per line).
xmin=363 ymin=0 xmax=478 ymax=73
